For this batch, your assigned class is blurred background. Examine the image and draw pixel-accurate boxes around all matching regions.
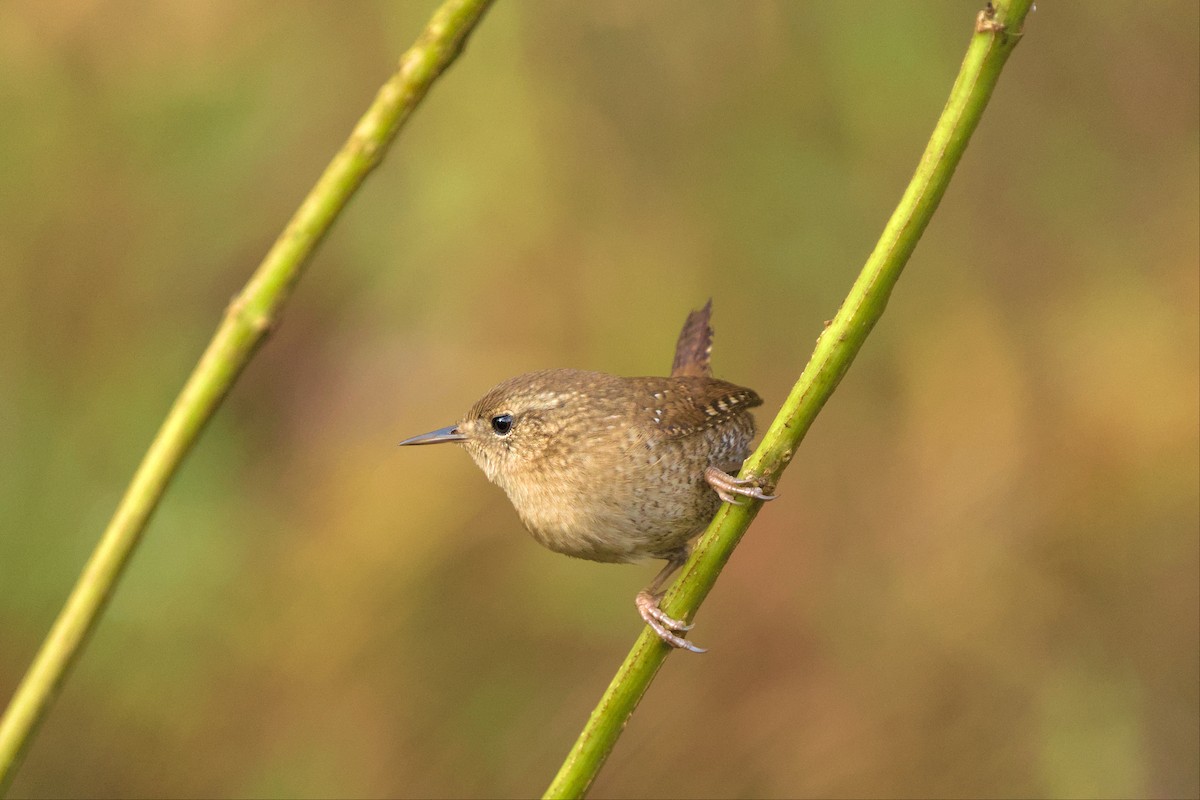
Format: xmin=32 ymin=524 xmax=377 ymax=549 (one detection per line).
xmin=1 ymin=2 xmax=1196 ymax=798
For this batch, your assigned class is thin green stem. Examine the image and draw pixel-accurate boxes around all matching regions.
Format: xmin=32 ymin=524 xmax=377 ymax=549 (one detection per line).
xmin=0 ymin=0 xmax=494 ymax=792
xmin=543 ymin=3 xmax=1033 ymax=798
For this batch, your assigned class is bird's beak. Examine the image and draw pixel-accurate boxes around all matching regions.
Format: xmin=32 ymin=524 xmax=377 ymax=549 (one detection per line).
xmin=397 ymin=425 xmax=467 ymax=446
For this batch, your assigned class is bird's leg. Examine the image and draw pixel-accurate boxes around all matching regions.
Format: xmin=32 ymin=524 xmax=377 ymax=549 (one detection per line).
xmin=635 ymin=552 xmax=706 ymax=654
xmin=704 ymin=465 xmax=777 ymax=505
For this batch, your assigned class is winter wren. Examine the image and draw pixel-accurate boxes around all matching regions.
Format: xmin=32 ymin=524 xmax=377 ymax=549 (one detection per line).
xmin=398 ymin=301 xmax=775 ymax=652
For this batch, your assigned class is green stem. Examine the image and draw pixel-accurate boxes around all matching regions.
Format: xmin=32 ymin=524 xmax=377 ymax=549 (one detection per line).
xmin=543 ymin=3 xmax=1033 ymax=798
xmin=0 ymin=0 xmax=494 ymax=792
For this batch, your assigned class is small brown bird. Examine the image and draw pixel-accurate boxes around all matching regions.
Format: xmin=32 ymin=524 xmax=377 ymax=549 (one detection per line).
xmin=398 ymin=301 xmax=774 ymax=652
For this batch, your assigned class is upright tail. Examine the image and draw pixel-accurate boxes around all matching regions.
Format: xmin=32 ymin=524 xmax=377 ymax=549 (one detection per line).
xmin=671 ymin=299 xmax=713 ymax=378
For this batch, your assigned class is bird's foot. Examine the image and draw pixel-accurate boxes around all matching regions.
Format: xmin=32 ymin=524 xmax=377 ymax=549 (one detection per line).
xmin=704 ymin=466 xmax=777 ymax=505
xmin=636 ymin=590 xmax=706 ymax=653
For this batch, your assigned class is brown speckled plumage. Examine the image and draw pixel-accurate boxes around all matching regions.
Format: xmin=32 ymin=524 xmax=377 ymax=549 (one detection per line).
xmin=398 ymin=302 xmax=773 ymax=651
xmin=455 ymin=369 xmax=760 ymax=563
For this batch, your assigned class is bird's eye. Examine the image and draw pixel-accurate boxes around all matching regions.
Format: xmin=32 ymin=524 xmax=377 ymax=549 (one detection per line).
xmin=490 ymin=414 xmax=514 ymax=436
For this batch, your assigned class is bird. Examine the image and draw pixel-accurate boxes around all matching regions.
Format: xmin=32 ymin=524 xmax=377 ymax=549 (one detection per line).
xmin=398 ymin=301 xmax=774 ymax=652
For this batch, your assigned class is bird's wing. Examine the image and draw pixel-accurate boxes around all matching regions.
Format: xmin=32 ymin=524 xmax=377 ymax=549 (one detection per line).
xmin=643 ymin=377 xmax=762 ymax=439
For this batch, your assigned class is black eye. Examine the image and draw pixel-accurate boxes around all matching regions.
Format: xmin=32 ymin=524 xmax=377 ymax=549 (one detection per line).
xmin=490 ymin=414 xmax=514 ymax=436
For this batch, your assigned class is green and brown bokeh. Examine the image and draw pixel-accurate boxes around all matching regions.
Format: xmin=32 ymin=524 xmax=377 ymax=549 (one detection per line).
xmin=0 ymin=3 xmax=1196 ymax=797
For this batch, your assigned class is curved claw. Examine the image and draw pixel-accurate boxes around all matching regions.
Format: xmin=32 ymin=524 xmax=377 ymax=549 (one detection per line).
xmin=636 ymin=591 xmax=706 ymax=653
xmin=704 ymin=466 xmax=778 ymax=505
xmin=637 ymin=591 xmax=693 ymax=630
xmin=644 ymin=616 xmax=708 ymax=654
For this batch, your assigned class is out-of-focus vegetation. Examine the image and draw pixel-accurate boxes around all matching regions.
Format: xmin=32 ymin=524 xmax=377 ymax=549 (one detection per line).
xmin=0 ymin=2 xmax=1195 ymax=798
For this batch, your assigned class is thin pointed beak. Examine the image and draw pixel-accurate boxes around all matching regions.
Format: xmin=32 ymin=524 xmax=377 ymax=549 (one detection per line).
xmin=397 ymin=425 xmax=467 ymax=446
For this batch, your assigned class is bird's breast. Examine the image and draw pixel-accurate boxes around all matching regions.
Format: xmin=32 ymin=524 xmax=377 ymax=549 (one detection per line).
xmin=488 ymin=418 xmax=749 ymax=563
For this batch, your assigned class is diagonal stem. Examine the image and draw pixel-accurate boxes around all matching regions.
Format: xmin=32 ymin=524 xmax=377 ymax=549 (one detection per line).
xmin=543 ymin=2 xmax=1034 ymax=798
xmin=0 ymin=0 xmax=495 ymax=792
